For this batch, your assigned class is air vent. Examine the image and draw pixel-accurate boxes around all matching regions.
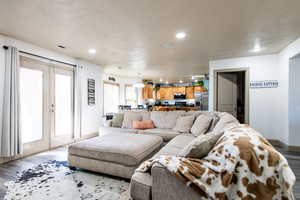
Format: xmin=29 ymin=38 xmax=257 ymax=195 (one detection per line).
xmin=108 ymin=77 xmax=116 ymax=82
xmin=57 ymin=45 xmax=66 ymax=49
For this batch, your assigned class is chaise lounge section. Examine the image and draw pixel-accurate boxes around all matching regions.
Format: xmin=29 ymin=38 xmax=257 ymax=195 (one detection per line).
xmin=69 ymin=133 xmax=163 ymax=179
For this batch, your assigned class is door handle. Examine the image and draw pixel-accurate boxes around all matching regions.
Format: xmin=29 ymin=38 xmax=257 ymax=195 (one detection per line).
xmin=50 ymin=104 xmax=55 ymax=112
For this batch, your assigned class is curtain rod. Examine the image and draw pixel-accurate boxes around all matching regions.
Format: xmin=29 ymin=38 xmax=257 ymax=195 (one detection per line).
xmin=2 ymin=45 xmax=76 ymax=67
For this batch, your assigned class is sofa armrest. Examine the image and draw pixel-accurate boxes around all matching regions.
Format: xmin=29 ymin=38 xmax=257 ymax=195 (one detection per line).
xmin=103 ymin=119 xmax=113 ymax=127
xmin=151 ymin=164 xmax=201 ymax=200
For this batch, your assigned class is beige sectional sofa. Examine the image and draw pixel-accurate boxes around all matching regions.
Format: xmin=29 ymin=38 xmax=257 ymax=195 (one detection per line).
xmin=68 ymin=110 xmax=239 ymax=200
xmin=100 ymin=111 xmax=222 ymax=142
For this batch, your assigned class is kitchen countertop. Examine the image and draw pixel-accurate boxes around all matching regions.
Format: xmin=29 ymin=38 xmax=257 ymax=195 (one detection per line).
xmin=152 ymin=106 xmax=200 ymax=111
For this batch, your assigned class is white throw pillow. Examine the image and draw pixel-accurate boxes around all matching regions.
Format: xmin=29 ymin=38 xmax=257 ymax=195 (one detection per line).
xmin=190 ymin=114 xmax=213 ymax=136
xmin=121 ymin=112 xmax=143 ymax=129
xmin=173 ymin=115 xmax=195 ymax=133
xmin=213 ymin=112 xmax=239 ymax=133
xmin=178 ymin=131 xmax=224 ymax=158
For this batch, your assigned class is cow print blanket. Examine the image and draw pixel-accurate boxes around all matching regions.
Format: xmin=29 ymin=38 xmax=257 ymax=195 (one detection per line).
xmin=137 ymin=125 xmax=295 ymax=200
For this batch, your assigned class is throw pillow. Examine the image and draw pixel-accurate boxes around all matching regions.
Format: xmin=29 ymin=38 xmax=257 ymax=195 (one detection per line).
xmin=190 ymin=114 xmax=213 ymax=136
xmin=132 ymin=120 xmax=155 ymax=130
xmin=111 ymin=113 xmax=124 ymax=127
xmin=122 ymin=112 xmax=143 ymax=129
xmin=213 ymin=112 xmax=239 ymax=133
xmin=172 ymin=115 xmax=195 ymax=133
xmin=178 ymin=131 xmax=224 ymax=158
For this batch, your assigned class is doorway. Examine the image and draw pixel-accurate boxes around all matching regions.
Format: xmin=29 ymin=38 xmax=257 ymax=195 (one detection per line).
xmin=19 ymin=57 xmax=74 ymax=155
xmin=214 ymin=69 xmax=249 ymax=123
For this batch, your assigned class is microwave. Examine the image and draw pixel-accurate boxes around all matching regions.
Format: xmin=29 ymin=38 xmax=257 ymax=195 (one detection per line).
xmin=174 ymin=93 xmax=186 ymax=99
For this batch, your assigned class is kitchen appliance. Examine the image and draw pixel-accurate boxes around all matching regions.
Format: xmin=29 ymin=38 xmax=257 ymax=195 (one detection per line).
xmin=195 ymin=92 xmax=208 ymax=110
xmin=175 ymin=101 xmax=187 ymax=107
xmin=174 ymin=93 xmax=186 ymax=99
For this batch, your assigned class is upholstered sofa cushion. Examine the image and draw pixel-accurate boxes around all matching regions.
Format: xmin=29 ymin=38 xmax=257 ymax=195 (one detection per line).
xmin=130 ymin=172 xmax=152 ymax=200
xmin=153 ymin=134 xmax=195 ymax=158
xmin=150 ymin=111 xmax=185 ymax=129
xmin=178 ymin=131 xmax=223 ymax=158
xmin=190 ymin=114 xmax=213 ymax=136
xmin=99 ymin=126 xmax=138 ymax=136
xmin=122 ymin=112 xmax=143 ymax=129
xmin=138 ymin=128 xmax=181 ymax=142
xmin=187 ymin=111 xmax=220 ymax=131
xmin=165 ymin=134 xmax=195 ymax=149
xmin=172 ymin=115 xmax=195 ymax=133
xmin=111 ymin=113 xmax=124 ymax=127
xmin=69 ymin=133 xmax=162 ymax=166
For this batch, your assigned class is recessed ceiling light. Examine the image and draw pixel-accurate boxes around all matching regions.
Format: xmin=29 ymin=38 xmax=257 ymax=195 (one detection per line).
xmin=175 ymin=32 xmax=186 ymax=40
xmin=250 ymin=41 xmax=262 ymax=52
xmin=179 ymin=80 xmax=183 ymax=83
xmin=166 ymin=81 xmax=169 ymax=84
xmin=160 ymin=78 xmax=163 ymax=82
xmin=88 ymin=48 xmax=96 ymax=54
xmin=191 ymin=76 xmax=195 ymax=80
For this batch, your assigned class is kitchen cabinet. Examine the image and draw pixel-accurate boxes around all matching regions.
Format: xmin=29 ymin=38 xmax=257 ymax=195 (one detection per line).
xmin=158 ymin=87 xmax=173 ymax=100
xmin=142 ymin=84 xmax=153 ymax=99
xmin=173 ymin=86 xmax=185 ymax=94
xmin=194 ymin=86 xmax=207 ymax=93
xmin=186 ymin=86 xmax=194 ymax=99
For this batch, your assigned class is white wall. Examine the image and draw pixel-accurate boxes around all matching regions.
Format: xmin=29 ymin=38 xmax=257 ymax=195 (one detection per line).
xmin=289 ymin=57 xmax=300 ymax=146
xmin=79 ymin=60 xmax=103 ymax=135
xmin=0 ymin=34 xmax=103 ymax=136
xmin=209 ymin=55 xmax=283 ymax=142
xmin=209 ymin=37 xmax=300 ymax=146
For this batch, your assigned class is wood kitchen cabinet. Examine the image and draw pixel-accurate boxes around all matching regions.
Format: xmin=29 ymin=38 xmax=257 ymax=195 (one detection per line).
xmin=158 ymin=87 xmax=174 ymax=100
xmin=173 ymin=86 xmax=185 ymax=94
xmin=186 ymin=86 xmax=194 ymax=99
xmin=142 ymin=84 xmax=153 ymax=99
xmin=194 ymin=86 xmax=207 ymax=93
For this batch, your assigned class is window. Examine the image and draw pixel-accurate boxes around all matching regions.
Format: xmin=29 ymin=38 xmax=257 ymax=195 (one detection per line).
xmin=125 ymin=84 xmax=138 ymax=107
xmin=103 ymin=82 xmax=120 ymax=114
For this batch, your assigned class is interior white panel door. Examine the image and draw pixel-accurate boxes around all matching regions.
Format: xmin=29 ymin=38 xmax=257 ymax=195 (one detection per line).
xmin=217 ymin=73 xmax=237 ymax=117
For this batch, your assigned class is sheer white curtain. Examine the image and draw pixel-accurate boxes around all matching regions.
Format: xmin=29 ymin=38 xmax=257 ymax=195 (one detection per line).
xmin=0 ymin=46 xmax=22 ymax=157
xmin=74 ymin=64 xmax=83 ymax=139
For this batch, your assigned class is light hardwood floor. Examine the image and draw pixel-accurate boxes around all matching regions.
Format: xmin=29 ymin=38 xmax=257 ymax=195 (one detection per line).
xmin=0 ymin=146 xmax=299 ymax=199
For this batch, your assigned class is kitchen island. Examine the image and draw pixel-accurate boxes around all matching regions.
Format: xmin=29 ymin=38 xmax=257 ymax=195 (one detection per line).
xmin=152 ymin=106 xmax=200 ymax=111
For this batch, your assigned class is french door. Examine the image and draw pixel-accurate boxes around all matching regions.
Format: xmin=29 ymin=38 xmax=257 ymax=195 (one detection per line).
xmin=20 ymin=57 xmax=74 ymax=155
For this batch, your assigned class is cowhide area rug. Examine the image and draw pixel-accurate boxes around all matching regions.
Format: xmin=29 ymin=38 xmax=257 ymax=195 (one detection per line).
xmin=4 ymin=160 xmax=131 ymax=200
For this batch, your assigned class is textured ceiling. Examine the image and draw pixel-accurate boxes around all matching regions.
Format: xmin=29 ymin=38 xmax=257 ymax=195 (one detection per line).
xmin=0 ymin=0 xmax=300 ymax=80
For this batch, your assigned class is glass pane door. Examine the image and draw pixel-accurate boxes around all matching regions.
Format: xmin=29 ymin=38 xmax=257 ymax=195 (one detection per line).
xmin=50 ymin=68 xmax=74 ymax=148
xmin=20 ymin=68 xmax=43 ymax=143
xmin=55 ymin=73 xmax=72 ymax=136
xmin=20 ymin=57 xmax=50 ymax=155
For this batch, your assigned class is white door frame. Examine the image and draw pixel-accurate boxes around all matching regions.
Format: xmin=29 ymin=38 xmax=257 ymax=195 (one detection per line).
xmin=213 ymin=68 xmax=250 ymax=124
